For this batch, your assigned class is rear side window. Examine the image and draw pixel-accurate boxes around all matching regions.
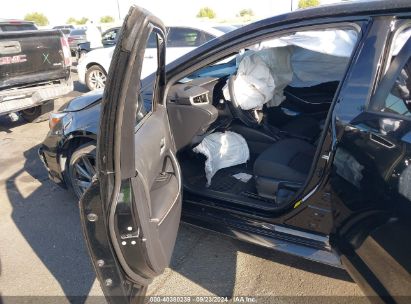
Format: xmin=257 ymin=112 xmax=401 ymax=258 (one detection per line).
xmin=167 ymin=27 xmax=203 ymax=47
xmin=102 ymin=29 xmax=118 ymax=40
xmin=0 ymin=24 xmax=37 ymax=31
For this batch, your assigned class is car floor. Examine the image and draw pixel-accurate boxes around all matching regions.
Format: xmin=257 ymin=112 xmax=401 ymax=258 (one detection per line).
xmin=180 ymin=152 xmax=278 ymax=209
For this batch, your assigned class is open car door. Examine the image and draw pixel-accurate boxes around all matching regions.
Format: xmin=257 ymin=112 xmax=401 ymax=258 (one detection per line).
xmin=79 ymin=6 xmax=182 ymax=302
xmin=330 ymin=36 xmax=411 ymax=303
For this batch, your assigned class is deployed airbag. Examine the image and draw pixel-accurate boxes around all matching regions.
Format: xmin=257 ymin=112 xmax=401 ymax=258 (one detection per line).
xmin=193 ymin=131 xmax=250 ymax=186
xmin=227 ymin=52 xmax=276 ymax=110
xmin=223 ymin=47 xmax=293 ymax=109
xmin=225 ymin=29 xmax=358 ymax=109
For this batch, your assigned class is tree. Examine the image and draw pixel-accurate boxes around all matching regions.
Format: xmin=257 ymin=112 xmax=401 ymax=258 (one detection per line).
xmin=66 ymin=17 xmax=77 ymax=24
xmin=298 ymin=0 xmax=320 ymax=9
xmin=100 ymin=16 xmax=115 ymax=23
xmin=76 ymin=17 xmax=89 ymax=25
xmin=196 ymin=7 xmax=216 ymax=19
xmin=239 ymin=9 xmax=254 ymax=17
xmin=24 ymin=12 xmax=49 ymax=26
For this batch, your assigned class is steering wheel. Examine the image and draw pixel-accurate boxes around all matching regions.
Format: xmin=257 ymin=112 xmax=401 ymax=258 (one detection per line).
xmin=226 ymin=75 xmax=263 ymax=128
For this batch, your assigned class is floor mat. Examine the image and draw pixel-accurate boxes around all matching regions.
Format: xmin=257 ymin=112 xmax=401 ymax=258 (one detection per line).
xmin=181 ymin=154 xmax=261 ymax=199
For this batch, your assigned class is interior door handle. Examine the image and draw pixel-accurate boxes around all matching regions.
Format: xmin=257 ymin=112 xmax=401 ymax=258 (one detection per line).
xmin=370 ymin=133 xmax=395 ymax=149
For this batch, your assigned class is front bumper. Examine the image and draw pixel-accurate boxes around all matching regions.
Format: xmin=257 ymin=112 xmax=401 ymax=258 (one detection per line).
xmin=0 ymin=79 xmax=73 ymax=115
xmin=38 ymin=144 xmax=67 ymax=188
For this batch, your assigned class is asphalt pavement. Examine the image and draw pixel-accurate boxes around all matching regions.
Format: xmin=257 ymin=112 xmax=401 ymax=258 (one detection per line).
xmin=0 ymin=69 xmax=363 ymax=303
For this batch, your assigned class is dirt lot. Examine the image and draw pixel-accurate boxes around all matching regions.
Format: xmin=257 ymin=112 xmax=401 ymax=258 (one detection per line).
xmin=0 ymin=71 xmax=363 ymax=302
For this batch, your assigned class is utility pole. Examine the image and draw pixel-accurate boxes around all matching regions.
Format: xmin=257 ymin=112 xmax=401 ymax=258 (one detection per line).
xmin=291 ymin=0 xmax=293 ymax=11
xmin=116 ymin=0 xmax=121 ymax=20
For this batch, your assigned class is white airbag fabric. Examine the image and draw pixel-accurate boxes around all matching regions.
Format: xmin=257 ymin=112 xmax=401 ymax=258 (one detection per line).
xmin=226 ymin=29 xmax=358 ymax=109
xmin=230 ymin=52 xmax=276 ymax=110
xmin=193 ymin=131 xmax=250 ymax=186
xmin=223 ymin=47 xmax=293 ymax=109
xmin=260 ymin=30 xmax=357 ymax=57
xmin=290 ymin=48 xmax=352 ymax=87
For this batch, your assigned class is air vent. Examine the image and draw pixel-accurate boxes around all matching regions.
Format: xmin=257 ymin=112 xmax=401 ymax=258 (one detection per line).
xmin=191 ymin=94 xmax=208 ymax=104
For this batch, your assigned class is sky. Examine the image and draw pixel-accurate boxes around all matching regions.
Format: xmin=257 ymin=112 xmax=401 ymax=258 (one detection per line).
xmin=5 ymin=0 xmax=343 ymax=26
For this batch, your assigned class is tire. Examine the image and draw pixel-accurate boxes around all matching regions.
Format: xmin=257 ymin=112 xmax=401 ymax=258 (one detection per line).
xmin=67 ymin=143 xmax=97 ymax=199
xmin=20 ymin=106 xmax=42 ymax=123
xmin=85 ymin=65 xmax=107 ymax=91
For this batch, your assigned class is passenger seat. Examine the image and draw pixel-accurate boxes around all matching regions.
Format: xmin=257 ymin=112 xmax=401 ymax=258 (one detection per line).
xmin=253 ymin=138 xmax=316 ymax=200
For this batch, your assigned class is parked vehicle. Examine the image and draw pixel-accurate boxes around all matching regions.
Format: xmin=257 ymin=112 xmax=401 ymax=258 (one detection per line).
xmin=0 ymin=19 xmax=37 ymax=32
xmin=40 ymin=2 xmax=411 ymax=301
xmin=76 ymin=24 xmax=236 ymax=91
xmin=67 ymin=28 xmax=87 ymax=55
xmin=0 ymin=19 xmax=72 ymax=122
xmin=76 ymin=27 xmax=121 ymax=58
xmin=52 ymin=25 xmax=75 ymax=30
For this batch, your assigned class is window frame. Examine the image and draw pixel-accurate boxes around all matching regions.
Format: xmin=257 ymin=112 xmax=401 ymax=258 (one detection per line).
xmin=167 ymin=21 xmax=362 ymax=107
xmin=135 ymin=26 xmax=166 ymax=128
xmin=367 ymin=20 xmax=411 ymax=121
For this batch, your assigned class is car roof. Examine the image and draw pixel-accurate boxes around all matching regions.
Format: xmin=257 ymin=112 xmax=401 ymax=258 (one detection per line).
xmin=0 ymin=19 xmax=34 ymax=25
xmin=165 ymin=24 xmax=233 ymax=37
xmin=255 ymin=0 xmax=411 ymax=28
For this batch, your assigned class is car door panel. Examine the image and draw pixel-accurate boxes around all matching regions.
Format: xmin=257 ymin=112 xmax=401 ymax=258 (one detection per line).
xmin=79 ymin=5 xmax=182 ymax=301
xmin=131 ymin=105 xmax=181 ymax=274
xmin=330 ymin=19 xmax=411 ymax=301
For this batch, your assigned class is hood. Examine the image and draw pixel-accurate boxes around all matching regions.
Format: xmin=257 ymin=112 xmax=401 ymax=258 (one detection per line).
xmin=85 ymin=46 xmax=115 ymax=58
xmin=60 ymin=89 xmax=103 ymax=112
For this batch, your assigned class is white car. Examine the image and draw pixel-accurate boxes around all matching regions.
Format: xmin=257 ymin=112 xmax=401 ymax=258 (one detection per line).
xmin=77 ymin=24 xmax=236 ymax=91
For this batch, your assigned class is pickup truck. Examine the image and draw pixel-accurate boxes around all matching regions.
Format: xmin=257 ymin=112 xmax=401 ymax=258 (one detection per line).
xmin=0 ymin=19 xmax=73 ymax=122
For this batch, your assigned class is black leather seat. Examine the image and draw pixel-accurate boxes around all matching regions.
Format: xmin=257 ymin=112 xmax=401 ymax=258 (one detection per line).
xmin=254 ymin=138 xmax=316 ymax=200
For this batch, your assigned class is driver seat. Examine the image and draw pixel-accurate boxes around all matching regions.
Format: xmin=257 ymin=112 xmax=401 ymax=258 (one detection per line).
xmin=253 ymin=138 xmax=316 ymax=201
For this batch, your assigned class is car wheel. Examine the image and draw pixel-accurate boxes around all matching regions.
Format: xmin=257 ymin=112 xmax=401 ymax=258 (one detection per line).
xmin=20 ymin=106 xmax=42 ymax=122
xmin=85 ymin=65 xmax=107 ymax=91
xmin=68 ymin=143 xmax=96 ymax=199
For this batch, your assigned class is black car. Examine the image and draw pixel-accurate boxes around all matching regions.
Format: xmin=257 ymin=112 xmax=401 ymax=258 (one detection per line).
xmin=40 ymin=1 xmax=411 ymax=302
